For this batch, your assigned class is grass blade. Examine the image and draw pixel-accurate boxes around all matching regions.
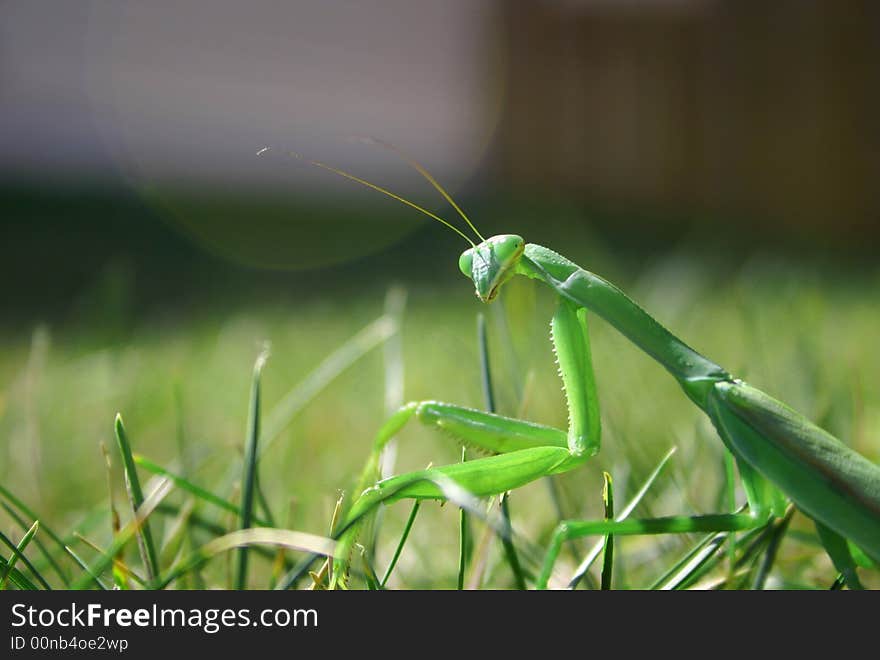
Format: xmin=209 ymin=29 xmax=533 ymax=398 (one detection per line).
xmin=498 ymin=494 xmax=525 ymax=589
xmin=153 ymin=502 xmax=295 ymax=570
xmin=380 ymin=285 xmax=407 ymax=478
xmin=158 ymin=499 xmax=196 ymax=569
xmin=0 ymin=485 xmax=71 ymax=584
xmin=653 ymin=531 xmax=730 ymax=590
xmin=255 ymin=477 xmax=277 ymax=528
xmin=478 ymin=313 xmax=496 ymax=414
xmin=1 ymin=522 xmax=49 ymax=590
xmin=365 ymin=287 xmax=408 ymax=565
xmin=457 ymin=448 xmax=469 ymax=591
xmin=235 ymin=348 xmax=268 ymax=590
xmin=0 ymin=555 xmax=39 ymax=590
xmin=100 ymin=441 xmax=128 ymax=589
xmin=600 ymin=472 xmax=614 ymax=590
xmin=63 ymin=546 xmax=109 ymax=590
xmin=114 ymin=414 xmax=160 ymax=584
xmin=276 ymin=471 xmax=520 ymax=591
xmin=74 ymin=532 xmax=147 ymax=588
xmin=268 ymin=499 xmax=298 ymax=588
xmin=172 ymin=382 xmax=204 ymax=589
xmin=380 ymin=501 xmax=420 ymax=588
xmin=816 ymin=521 xmax=864 ymax=590
xmin=478 ymin=312 xmax=526 ymax=590
xmin=158 ymin=528 xmax=336 ymax=589
xmin=70 ymin=476 xmax=174 ymax=589
xmin=1 ymin=502 xmax=67 ymax=587
xmin=211 ymin=315 xmax=396 ymax=539
xmin=569 ymin=447 xmax=676 ymax=588
xmin=723 ymin=450 xmax=737 ymax=572
xmin=650 ymin=509 xmax=774 ymax=590
xmin=362 ymin=560 xmax=382 ymax=591
xmin=208 ymin=315 xmax=397 ymax=561
xmin=752 ymin=506 xmax=795 ymax=589
xmin=134 ymin=455 xmax=272 ymax=526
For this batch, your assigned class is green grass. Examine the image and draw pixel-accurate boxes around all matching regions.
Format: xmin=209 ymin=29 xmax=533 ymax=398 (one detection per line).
xmin=1 ymin=247 xmax=879 ymax=589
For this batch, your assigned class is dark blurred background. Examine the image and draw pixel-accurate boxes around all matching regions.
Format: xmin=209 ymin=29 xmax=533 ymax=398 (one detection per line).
xmin=3 ymin=1 xmax=878 ymax=326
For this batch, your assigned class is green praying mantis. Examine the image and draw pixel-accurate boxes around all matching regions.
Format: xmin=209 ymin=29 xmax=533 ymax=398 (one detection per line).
xmin=284 ymin=141 xmax=880 ymax=589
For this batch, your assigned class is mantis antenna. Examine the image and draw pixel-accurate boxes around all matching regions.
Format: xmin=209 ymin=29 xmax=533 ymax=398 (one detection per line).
xmin=352 ymin=136 xmax=486 ymax=243
xmin=258 ymin=146 xmax=477 ymax=247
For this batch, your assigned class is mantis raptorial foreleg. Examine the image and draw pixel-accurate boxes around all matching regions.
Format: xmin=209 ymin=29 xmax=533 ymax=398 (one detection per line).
xmin=331 ymin=299 xmax=601 ymax=585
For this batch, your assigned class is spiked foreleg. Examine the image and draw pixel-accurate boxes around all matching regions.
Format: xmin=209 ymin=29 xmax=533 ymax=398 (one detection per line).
xmin=335 ymin=402 xmax=571 ymax=588
xmin=353 ymin=401 xmax=569 ymax=498
xmin=550 ymin=299 xmax=601 ymax=456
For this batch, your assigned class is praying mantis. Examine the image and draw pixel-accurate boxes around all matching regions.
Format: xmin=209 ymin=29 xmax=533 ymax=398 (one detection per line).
xmin=284 ymin=141 xmax=880 ymax=589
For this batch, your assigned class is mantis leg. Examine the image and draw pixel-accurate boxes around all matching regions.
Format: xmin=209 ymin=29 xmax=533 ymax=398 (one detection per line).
xmin=374 ymin=401 xmax=568 ymax=456
xmin=352 ymin=401 xmax=569 ymax=498
xmin=551 ymin=299 xmax=601 ymax=456
xmin=353 ymin=297 xmax=601 ymax=493
xmin=537 ymin=512 xmax=767 ymax=589
xmin=334 ymin=298 xmax=604 ymax=587
xmin=356 ymin=299 xmax=601 ymax=476
xmin=368 ymin=447 xmax=578 ymax=503
xmin=333 ymin=445 xmax=580 ymax=588
xmin=334 ymin=403 xmax=573 ymax=588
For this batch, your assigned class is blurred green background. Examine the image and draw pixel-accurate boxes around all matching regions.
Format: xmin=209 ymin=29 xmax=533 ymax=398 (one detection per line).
xmin=2 ymin=1 xmax=879 ymax=588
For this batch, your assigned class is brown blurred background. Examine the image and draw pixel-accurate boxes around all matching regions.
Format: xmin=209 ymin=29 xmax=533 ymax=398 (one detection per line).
xmin=498 ymin=1 xmax=880 ymax=239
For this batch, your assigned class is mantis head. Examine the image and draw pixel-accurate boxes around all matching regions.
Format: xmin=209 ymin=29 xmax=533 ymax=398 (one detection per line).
xmin=459 ymin=234 xmax=525 ymax=303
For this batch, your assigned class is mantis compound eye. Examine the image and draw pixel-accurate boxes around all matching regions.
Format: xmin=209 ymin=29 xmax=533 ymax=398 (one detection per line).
xmin=458 ymin=250 xmax=475 ymax=280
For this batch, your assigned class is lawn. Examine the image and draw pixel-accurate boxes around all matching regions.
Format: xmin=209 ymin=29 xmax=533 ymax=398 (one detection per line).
xmin=2 ymin=200 xmax=879 ymax=589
